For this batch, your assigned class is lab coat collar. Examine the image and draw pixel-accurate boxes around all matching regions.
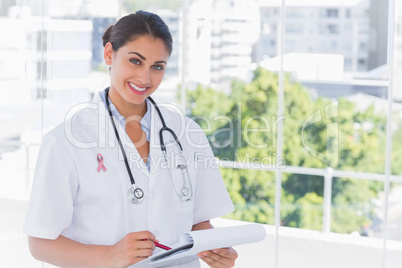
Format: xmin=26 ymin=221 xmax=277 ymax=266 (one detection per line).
xmin=81 ymin=91 xmax=173 ymax=130
xmin=80 ymin=91 xmax=108 ymax=128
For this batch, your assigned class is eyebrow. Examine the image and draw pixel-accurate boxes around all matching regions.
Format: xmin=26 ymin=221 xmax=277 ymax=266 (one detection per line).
xmin=128 ymin=52 xmax=167 ymax=65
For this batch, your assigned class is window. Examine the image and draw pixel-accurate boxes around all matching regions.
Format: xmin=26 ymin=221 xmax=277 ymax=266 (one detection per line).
xmin=285 ymin=23 xmax=303 ymax=34
xmin=345 ymin=8 xmax=351 ymax=18
xmin=326 ymin=8 xmax=339 ymax=18
xmin=1 ymin=1 xmax=401 ymax=268
xmin=328 ymin=24 xmax=339 ymax=34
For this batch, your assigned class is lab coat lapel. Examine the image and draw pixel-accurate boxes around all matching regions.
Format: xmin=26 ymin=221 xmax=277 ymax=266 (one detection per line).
xmin=78 ymin=92 xmax=108 ymax=147
xmin=76 ymin=92 xmax=131 ymax=193
xmin=82 ymin=92 xmax=150 ymax=178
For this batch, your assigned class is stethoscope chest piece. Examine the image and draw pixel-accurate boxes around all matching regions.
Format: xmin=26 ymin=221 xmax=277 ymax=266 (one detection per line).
xmin=128 ymin=185 xmax=144 ymax=204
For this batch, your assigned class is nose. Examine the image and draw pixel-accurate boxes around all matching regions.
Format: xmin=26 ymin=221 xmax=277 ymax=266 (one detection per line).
xmin=136 ymin=67 xmax=150 ymax=85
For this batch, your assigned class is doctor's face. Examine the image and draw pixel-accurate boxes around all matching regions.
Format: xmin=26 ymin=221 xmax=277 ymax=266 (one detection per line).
xmin=104 ymin=35 xmax=169 ymax=107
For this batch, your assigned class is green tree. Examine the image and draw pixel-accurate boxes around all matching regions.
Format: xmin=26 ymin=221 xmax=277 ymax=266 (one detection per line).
xmin=391 ymin=112 xmax=402 ymax=176
xmin=186 ymin=67 xmax=395 ymax=234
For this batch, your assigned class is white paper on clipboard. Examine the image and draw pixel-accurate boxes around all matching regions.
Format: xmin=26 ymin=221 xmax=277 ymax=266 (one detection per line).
xmin=130 ymin=224 xmax=266 ymax=268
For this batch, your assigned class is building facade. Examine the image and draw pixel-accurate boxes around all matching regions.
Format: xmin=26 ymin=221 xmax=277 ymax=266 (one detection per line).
xmin=184 ymin=0 xmax=260 ymax=90
xmin=257 ymin=0 xmax=370 ymax=72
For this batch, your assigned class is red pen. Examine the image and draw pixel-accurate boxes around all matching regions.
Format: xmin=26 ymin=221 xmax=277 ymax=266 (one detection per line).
xmin=155 ymin=242 xmax=171 ymax=251
xmin=141 ymin=239 xmax=171 ymax=250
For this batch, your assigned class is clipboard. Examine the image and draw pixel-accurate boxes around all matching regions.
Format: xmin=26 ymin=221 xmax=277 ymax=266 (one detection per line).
xmin=130 ymin=224 xmax=266 ymax=268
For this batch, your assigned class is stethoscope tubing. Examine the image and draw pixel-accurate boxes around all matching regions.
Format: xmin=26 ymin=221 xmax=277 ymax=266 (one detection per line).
xmin=104 ymin=88 xmax=193 ymax=202
xmin=147 ymin=96 xmax=183 ymax=152
xmin=149 ymin=99 xmax=193 ymax=201
xmin=105 ymin=89 xmax=137 ymax=187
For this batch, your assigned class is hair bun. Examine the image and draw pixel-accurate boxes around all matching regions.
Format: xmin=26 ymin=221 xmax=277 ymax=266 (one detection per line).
xmin=102 ymin=25 xmax=113 ymax=47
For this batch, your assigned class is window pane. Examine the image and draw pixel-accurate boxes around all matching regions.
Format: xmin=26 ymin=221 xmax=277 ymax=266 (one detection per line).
xmin=0 ymin=0 xmax=120 ymax=267
xmin=221 ymin=168 xmax=276 ymax=225
xmin=392 ymin=0 xmax=402 ymax=180
xmin=3 ymin=0 xmax=402 ymax=267
xmin=263 ymin=0 xmax=401 ymax=267
xmin=183 ymin=1 xmax=274 ymax=266
xmin=385 ymin=2 xmax=402 ymax=267
xmin=274 ymin=0 xmax=387 ymax=230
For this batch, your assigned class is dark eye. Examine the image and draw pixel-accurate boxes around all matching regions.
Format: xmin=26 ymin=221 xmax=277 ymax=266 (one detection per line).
xmin=130 ymin=59 xmax=141 ymax=65
xmin=152 ymin=65 xmax=164 ymax=71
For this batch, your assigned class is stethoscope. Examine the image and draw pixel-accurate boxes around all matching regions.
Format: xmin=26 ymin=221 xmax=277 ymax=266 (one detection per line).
xmin=105 ymin=88 xmax=193 ymax=204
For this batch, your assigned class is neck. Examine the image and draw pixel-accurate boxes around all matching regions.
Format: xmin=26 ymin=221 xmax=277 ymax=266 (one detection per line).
xmin=108 ymin=88 xmax=147 ymax=120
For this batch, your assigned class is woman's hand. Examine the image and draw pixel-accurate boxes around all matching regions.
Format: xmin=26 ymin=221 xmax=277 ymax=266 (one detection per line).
xmin=197 ymin=247 xmax=238 ymax=268
xmin=28 ymin=232 xmax=157 ymax=268
xmin=105 ymin=231 xmax=157 ymax=267
xmin=192 ymin=221 xmax=238 ymax=268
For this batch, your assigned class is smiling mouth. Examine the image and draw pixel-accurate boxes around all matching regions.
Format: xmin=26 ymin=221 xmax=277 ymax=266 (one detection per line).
xmin=128 ymin=82 xmax=148 ymax=92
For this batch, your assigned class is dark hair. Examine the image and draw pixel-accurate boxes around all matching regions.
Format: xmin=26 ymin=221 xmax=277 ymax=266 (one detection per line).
xmin=102 ymin=10 xmax=173 ymax=56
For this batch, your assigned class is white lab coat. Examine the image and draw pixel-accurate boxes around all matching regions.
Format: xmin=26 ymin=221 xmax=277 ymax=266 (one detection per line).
xmin=23 ymin=92 xmax=234 ymax=268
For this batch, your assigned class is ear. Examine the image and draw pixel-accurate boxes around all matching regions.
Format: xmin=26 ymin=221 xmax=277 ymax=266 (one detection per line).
xmin=104 ymin=42 xmax=113 ymax=65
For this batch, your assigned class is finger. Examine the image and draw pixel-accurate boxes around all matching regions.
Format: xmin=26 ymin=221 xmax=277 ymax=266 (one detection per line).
xmin=198 ymin=249 xmax=237 ymax=268
xmin=135 ymin=240 xmax=156 ymax=250
xmin=212 ymin=248 xmax=238 ymax=259
xmin=131 ymin=256 xmax=148 ymax=265
xmin=129 ymin=231 xmax=156 ymax=242
xmin=198 ymin=253 xmax=222 ymax=268
xmin=198 ymin=251 xmax=224 ymax=266
xmin=133 ymin=248 xmax=154 ymax=258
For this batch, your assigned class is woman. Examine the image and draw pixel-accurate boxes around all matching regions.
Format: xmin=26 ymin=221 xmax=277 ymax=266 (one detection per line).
xmin=24 ymin=10 xmax=237 ymax=268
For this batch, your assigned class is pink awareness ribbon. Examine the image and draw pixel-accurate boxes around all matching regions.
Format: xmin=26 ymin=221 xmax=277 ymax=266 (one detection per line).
xmin=97 ymin=153 xmax=107 ymax=172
